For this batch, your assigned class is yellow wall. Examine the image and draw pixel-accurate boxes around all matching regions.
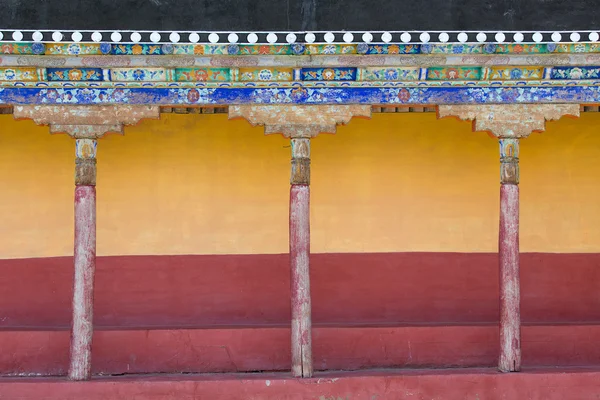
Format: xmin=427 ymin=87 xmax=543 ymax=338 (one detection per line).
xmin=1 ymin=112 xmax=599 ymax=259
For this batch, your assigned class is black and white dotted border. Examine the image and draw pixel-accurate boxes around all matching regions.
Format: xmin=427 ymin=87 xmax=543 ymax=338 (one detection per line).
xmin=0 ymin=30 xmax=599 ymax=45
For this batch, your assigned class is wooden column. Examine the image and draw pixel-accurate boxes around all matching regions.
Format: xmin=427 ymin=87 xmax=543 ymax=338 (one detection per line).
xmin=228 ymin=104 xmax=371 ymax=377
xmin=13 ymin=105 xmax=160 ymax=380
xmin=289 ymin=137 xmax=312 ymax=377
xmin=498 ymin=138 xmax=521 ymax=372
xmin=71 ymin=138 xmax=98 ymax=380
xmin=437 ymin=104 xmax=579 ymax=372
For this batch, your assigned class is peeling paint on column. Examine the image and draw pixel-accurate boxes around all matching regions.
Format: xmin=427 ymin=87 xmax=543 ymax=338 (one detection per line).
xmin=11 ymin=105 xmax=161 ymax=381
xmin=499 ymin=184 xmax=520 ymax=372
xmin=290 ymin=184 xmax=311 ymax=378
xmin=437 ymin=103 xmax=580 ymax=373
xmin=230 ymin=105 xmax=370 ymax=378
xmin=70 ymin=185 xmax=96 ymax=380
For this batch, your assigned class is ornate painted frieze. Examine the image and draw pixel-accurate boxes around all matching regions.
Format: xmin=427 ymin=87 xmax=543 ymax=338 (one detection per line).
xmin=494 ymin=44 xmax=547 ymax=54
xmin=0 ymin=86 xmax=598 ymax=106
xmin=47 ymin=68 xmax=104 ymax=81
xmin=550 ymin=67 xmax=600 ymax=79
xmin=0 ymin=67 xmax=40 ymax=81
xmin=305 ymin=44 xmax=356 ymax=55
xmin=238 ymin=45 xmax=291 ymax=55
xmin=175 ymin=68 xmax=232 ymax=82
xmin=45 ymin=43 xmax=104 ymax=55
xmin=364 ymin=44 xmax=420 ymax=55
xmin=550 ymin=43 xmax=600 ymax=53
xmin=1 ymin=41 xmax=600 ymax=57
xmin=109 ymin=68 xmax=169 ymax=82
xmin=111 ymin=44 xmax=163 ymax=55
xmin=0 ymin=30 xmax=599 ymax=106
xmin=423 ymin=44 xmax=483 ymax=54
xmin=426 ymin=67 xmax=482 ymax=80
xmin=358 ymin=67 xmax=421 ymax=81
xmin=300 ymin=68 xmax=357 ymax=81
xmin=488 ymin=67 xmax=544 ymax=80
xmin=1 ymin=42 xmax=39 ymax=55
xmin=239 ymin=68 xmax=293 ymax=82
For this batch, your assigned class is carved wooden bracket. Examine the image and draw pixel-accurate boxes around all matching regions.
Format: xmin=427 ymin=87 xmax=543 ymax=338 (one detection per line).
xmin=438 ymin=104 xmax=580 ymax=185
xmin=13 ymin=105 xmax=160 ymax=138
xmin=228 ymin=105 xmax=372 ymax=138
xmin=437 ymin=104 xmax=580 ymax=138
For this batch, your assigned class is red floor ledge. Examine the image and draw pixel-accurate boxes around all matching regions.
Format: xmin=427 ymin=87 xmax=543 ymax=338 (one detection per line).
xmin=2 ymin=367 xmax=600 ymax=400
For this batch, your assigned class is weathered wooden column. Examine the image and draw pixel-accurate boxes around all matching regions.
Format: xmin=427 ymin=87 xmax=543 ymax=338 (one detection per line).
xmin=229 ymin=105 xmax=371 ymax=377
xmin=289 ymin=136 xmax=312 ymax=377
xmin=438 ymin=104 xmax=579 ymax=372
xmin=13 ymin=105 xmax=160 ymax=380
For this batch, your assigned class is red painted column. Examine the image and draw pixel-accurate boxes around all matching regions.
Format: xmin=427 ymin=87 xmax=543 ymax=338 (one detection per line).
xmin=69 ymin=138 xmax=98 ymax=381
xmin=498 ymin=138 xmax=521 ymax=372
xmin=289 ymin=138 xmax=312 ymax=378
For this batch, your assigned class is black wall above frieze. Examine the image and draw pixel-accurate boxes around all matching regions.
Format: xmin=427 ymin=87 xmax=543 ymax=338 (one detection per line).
xmin=0 ymin=0 xmax=598 ymax=31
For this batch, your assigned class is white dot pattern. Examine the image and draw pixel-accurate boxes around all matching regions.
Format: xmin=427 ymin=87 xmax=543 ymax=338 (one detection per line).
xmin=0 ymin=29 xmax=594 ymax=45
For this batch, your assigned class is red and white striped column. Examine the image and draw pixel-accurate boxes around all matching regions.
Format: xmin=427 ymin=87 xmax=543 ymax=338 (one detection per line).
xmin=70 ymin=138 xmax=98 ymax=380
xmin=498 ymin=138 xmax=521 ymax=372
xmin=289 ymin=137 xmax=312 ymax=378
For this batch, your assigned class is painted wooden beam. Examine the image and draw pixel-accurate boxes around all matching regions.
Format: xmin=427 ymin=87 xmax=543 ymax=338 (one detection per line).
xmin=290 ymin=138 xmax=312 ymax=378
xmin=70 ymin=138 xmax=98 ymax=380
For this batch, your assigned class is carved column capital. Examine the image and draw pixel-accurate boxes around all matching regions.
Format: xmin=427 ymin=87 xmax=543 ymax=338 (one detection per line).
xmin=437 ymin=104 xmax=580 ymax=138
xmin=13 ymin=105 xmax=160 ymax=138
xmin=499 ymin=138 xmax=520 ymax=185
xmin=229 ymin=105 xmax=372 ymax=138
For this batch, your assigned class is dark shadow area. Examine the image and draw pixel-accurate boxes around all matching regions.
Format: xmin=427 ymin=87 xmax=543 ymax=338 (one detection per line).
xmin=0 ymin=0 xmax=598 ymax=31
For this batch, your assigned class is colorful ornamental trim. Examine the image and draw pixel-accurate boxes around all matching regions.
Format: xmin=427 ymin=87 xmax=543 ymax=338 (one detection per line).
xmin=2 ymin=66 xmax=600 ymax=83
xmin=1 ymin=41 xmax=600 ymax=56
xmin=0 ymin=29 xmax=599 ymax=45
xmin=0 ymin=86 xmax=597 ymax=105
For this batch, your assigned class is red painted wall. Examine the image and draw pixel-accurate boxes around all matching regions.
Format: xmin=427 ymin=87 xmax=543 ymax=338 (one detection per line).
xmin=1 ymin=253 xmax=599 ymax=328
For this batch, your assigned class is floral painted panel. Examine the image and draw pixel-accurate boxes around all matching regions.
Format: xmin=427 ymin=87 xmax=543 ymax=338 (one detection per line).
xmin=45 ymin=43 xmax=103 ymax=55
xmin=305 ymin=44 xmax=356 ymax=55
xmin=111 ymin=44 xmax=163 ymax=55
xmin=0 ymin=68 xmax=39 ymax=81
xmin=494 ymin=44 xmax=547 ymax=54
xmin=0 ymin=43 xmax=35 ymax=54
xmin=239 ymin=68 xmax=293 ymax=82
xmin=47 ymin=68 xmax=104 ymax=81
xmin=365 ymin=44 xmax=420 ymax=55
xmin=300 ymin=68 xmax=357 ymax=81
xmin=110 ymin=68 xmax=167 ymax=81
xmin=174 ymin=68 xmax=232 ymax=82
xmin=425 ymin=44 xmax=483 ymax=54
xmin=238 ymin=45 xmax=291 ymax=55
xmin=426 ymin=67 xmax=482 ymax=80
xmin=549 ymin=43 xmax=600 ymax=53
xmin=489 ymin=67 xmax=544 ymax=80
xmin=360 ymin=67 xmax=420 ymax=81
xmin=173 ymin=44 xmax=227 ymax=55
xmin=551 ymin=67 xmax=600 ymax=79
